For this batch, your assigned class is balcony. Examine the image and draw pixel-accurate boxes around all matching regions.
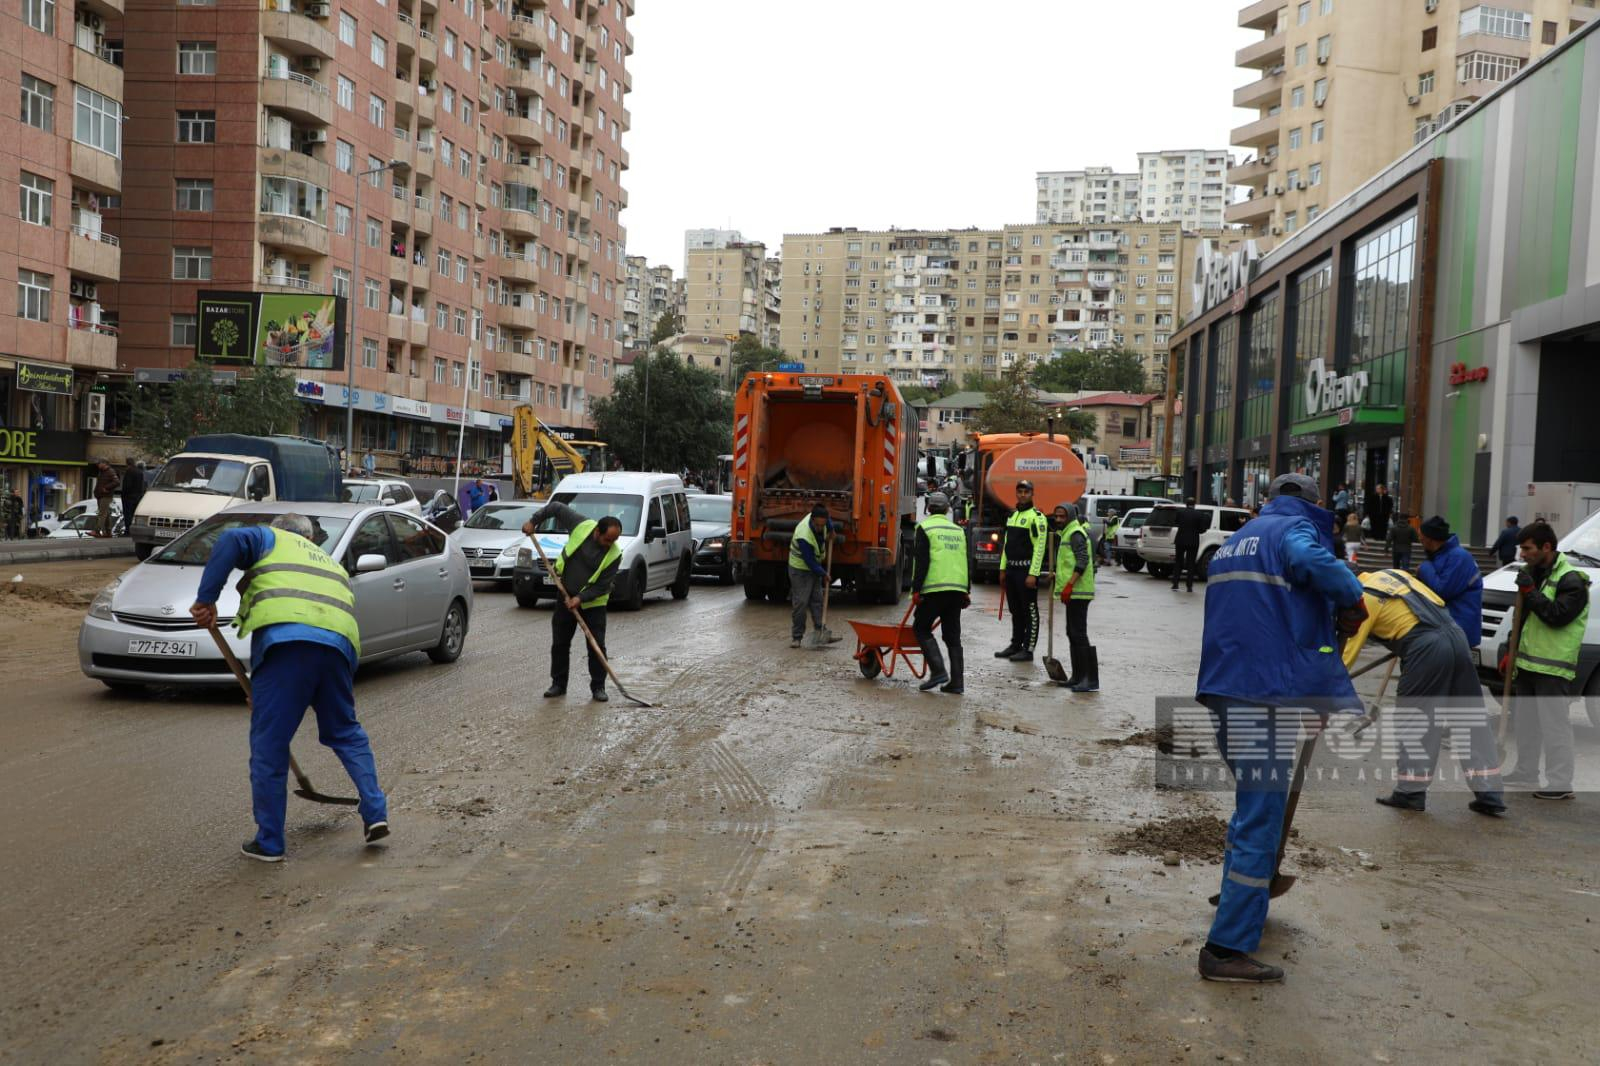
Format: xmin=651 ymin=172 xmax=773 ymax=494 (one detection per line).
xmin=408 ymin=315 xmax=429 ymax=346
xmin=68 ymin=323 xmax=118 ymax=370
xmin=258 ymin=213 xmax=329 ymax=257
xmin=500 ymin=303 xmax=539 ymax=330
xmin=1234 ymin=68 xmax=1283 ymax=109
xmin=388 ymin=312 xmax=409 ymax=342
xmin=504 ymin=115 xmax=543 ymax=146
xmin=412 ymin=195 xmax=433 ymax=233
xmin=394 ymin=78 xmax=415 ymax=111
xmin=501 ymin=205 xmax=539 ymax=237
xmin=502 ymin=255 xmax=537 ymax=283
xmin=1236 ymin=30 xmax=1286 ymax=70
xmin=78 ymin=0 xmax=122 ymax=16
xmin=388 ymin=256 xmax=410 ymax=284
xmin=1224 ymin=196 xmax=1274 ymax=225
xmin=68 ymin=229 xmax=121 ymax=282
xmin=508 ymin=13 xmax=542 ymax=47
xmin=70 ymin=142 xmax=121 ymax=194
xmin=473 ymin=234 xmax=485 ymax=261
xmin=1230 ymin=112 xmax=1281 ymax=149
xmin=260 ymin=9 xmax=335 ymax=59
xmin=411 ymin=262 xmax=431 ymax=291
xmin=259 ymin=272 xmax=324 ymax=294
xmin=72 ymin=42 xmax=123 ymax=101
xmin=1237 ymin=0 xmax=1284 ymax=31
xmin=257 ymin=144 xmax=331 ymax=189
xmin=413 ymin=144 xmax=435 ymax=178
xmin=260 ymin=69 xmax=333 ymax=125
xmin=416 ymin=89 xmax=436 ymax=122
xmin=506 ymin=66 xmax=542 ymax=93
xmin=390 ymin=191 xmax=413 ymax=229
xmin=417 ymin=30 xmax=437 ymax=66
xmin=396 ymin=12 xmax=417 ymax=50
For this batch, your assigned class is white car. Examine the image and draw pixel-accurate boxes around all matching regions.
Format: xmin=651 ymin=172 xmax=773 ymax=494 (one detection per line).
xmin=449 ymin=500 xmax=543 ymax=584
xmin=1113 ymin=507 xmax=1153 ymax=572
xmin=1137 ymin=503 xmax=1255 ymax=581
xmin=36 ymin=498 xmax=120 ymax=534
xmin=47 ymin=511 xmax=126 ymax=538
xmin=341 ymin=476 xmax=424 ymax=515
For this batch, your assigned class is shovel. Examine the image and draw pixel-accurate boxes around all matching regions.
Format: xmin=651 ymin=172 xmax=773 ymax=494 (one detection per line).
xmin=206 ymin=624 xmax=360 ymax=806
xmin=1042 ymin=535 xmax=1068 ymax=684
xmin=1496 ymin=591 xmax=1526 ymax=746
xmin=530 ymin=537 xmax=654 ymax=707
xmin=806 ymin=533 xmax=843 ymax=649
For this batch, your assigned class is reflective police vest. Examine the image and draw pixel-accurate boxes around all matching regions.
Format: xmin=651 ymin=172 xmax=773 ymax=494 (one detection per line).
xmin=555 ymin=519 xmax=624 ymax=607
xmin=1000 ymin=506 xmax=1048 ymax=575
xmin=1516 ymin=553 xmax=1590 ymax=681
xmin=916 ymin=513 xmax=968 ymax=594
xmin=1054 ymin=519 xmax=1096 ymax=600
xmin=789 ymin=517 xmax=823 ymax=573
xmin=235 ymin=529 xmax=361 ymax=655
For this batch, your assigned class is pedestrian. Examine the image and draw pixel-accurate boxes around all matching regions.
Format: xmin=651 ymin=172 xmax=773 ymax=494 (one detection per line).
xmin=1055 ymin=502 xmax=1098 ymax=692
xmin=1100 ymin=508 xmax=1122 ymax=566
xmin=786 ymin=504 xmax=837 ymax=650
xmin=120 ymin=459 xmax=144 ymax=528
xmin=188 ymin=514 xmax=387 ymax=862
xmin=1366 ymin=483 xmax=1394 ymax=542
xmin=362 ymin=449 xmax=377 ymax=475
xmin=1194 ymin=473 xmax=1367 ymax=983
xmin=910 ymin=492 xmax=968 ymax=694
xmin=3 ymin=487 xmax=23 ymax=540
xmin=92 ymin=459 xmax=120 ymax=538
xmin=1341 ymin=510 xmax=1362 ymax=560
xmin=1343 ymin=568 xmax=1506 ymax=816
xmin=1501 ymin=521 xmax=1591 ymax=800
xmin=1416 ymin=516 xmax=1483 ymax=650
xmin=996 ymin=479 xmax=1048 ymax=662
xmin=522 ymin=502 xmax=624 ymax=702
xmin=1171 ymin=497 xmax=1204 ymax=592
xmin=1387 ymin=511 xmax=1417 ymax=570
xmin=1332 ymin=482 xmax=1351 ymax=523
xmin=1491 ymin=516 xmax=1521 ymax=566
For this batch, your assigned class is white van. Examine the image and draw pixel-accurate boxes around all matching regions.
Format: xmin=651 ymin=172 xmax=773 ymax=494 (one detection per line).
xmin=1078 ymin=494 xmax=1169 ymax=542
xmin=511 ymin=471 xmax=695 ymax=611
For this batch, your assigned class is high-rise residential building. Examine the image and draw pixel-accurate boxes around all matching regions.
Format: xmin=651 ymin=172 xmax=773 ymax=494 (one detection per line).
xmin=683 ymin=227 xmax=741 ymax=265
xmin=683 ymin=241 xmax=768 ymax=342
xmin=1227 ymin=0 xmax=1593 ymax=241
xmin=2 ymin=0 xmax=127 ymax=515
xmin=106 ymin=0 xmax=631 ymax=463
xmin=781 ymin=222 xmax=1210 ymax=390
xmin=760 ymin=255 xmax=781 ymax=350
xmin=620 ymin=254 xmax=672 ymax=350
xmin=1035 ymin=150 xmax=1231 ymax=229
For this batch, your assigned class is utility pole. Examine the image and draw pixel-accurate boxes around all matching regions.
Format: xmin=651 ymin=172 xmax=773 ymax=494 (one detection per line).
xmin=347 ymin=159 xmax=403 ymax=472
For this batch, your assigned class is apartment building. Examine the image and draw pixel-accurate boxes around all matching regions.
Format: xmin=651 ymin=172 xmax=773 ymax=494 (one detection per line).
xmin=1227 ymin=0 xmax=1593 ymax=241
xmin=2 ymin=0 xmax=127 ymax=516
xmin=106 ymin=0 xmax=631 ymax=466
xmin=683 ymin=226 xmax=740 ymax=264
xmin=682 ymin=240 xmax=768 ymax=341
xmin=760 ymin=254 xmax=780 ymax=350
xmin=781 ymin=223 xmax=1207 ymax=391
xmin=620 ymin=253 xmax=671 ymax=350
xmin=1035 ymin=151 xmax=1231 ymax=229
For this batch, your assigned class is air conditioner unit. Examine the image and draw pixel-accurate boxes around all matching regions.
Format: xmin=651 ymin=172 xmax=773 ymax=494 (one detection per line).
xmin=84 ymin=392 xmax=107 ymax=432
xmin=301 ymin=57 xmax=322 ymax=72
xmin=305 ymin=2 xmax=331 ymax=16
xmin=69 ymin=278 xmax=98 ymax=301
xmin=1316 ymin=55 xmax=1328 ymax=65
xmin=1425 ymin=0 xmax=1438 ymax=11
xmin=1271 ymin=227 xmax=1284 ymax=235
xmin=1313 ymin=98 xmax=1326 ymax=108
xmin=1408 ymin=95 xmax=1421 ymax=106
xmin=268 ymin=257 xmax=290 ymax=279
xmin=1297 ymin=181 xmax=1307 ymax=190
xmin=82 ymin=11 xmax=102 ymax=30
xmin=304 ymin=128 xmax=328 ymax=143
xmin=1274 ymin=186 xmax=1286 ymax=195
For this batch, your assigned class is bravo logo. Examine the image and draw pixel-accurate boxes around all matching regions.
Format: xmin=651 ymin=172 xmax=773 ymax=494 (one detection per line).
xmin=1303 ymin=358 xmax=1369 ymax=417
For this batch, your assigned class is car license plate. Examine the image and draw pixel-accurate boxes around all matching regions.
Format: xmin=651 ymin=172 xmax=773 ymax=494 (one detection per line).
xmin=470 ymin=564 xmax=494 ymax=574
xmin=1471 ymin=647 xmax=1481 ymax=666
xmin=127 ymin=639 xmax=196 ymax=657
xmin=153 ymin=528 xmax=180 ymax=539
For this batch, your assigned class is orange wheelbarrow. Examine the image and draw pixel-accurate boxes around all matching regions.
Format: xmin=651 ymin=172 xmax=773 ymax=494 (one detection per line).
xmin=850 ymin=601 xmax=938 ymax=681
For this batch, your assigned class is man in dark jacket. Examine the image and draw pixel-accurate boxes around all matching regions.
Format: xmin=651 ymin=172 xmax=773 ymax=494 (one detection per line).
xmin=1416 ymin=516 xmax=1483 ymax=648
xmin=1491 ymin=516 xmax=1521 ymax=566
xmin=120 ymin=459 xmax=145 ymax=526
xmin=523 ymin=503 xmax=623 ymax=702
xmin=1387 ymin=512 xmax=1417 ymax=570
xmin=1365 ymin=483 xmax=1394 ymax=541
xmin=1172 ymin=498 xmax=1205 ymax=592
xmin=92 ymin=459 xmax=120 ymax=537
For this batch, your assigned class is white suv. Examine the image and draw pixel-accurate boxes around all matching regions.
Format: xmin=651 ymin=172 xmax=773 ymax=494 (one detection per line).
xmin=341 ymin=477 xmax=423 ymax=516
xmin=1137 ymin=504 xmax=1254 ymax=581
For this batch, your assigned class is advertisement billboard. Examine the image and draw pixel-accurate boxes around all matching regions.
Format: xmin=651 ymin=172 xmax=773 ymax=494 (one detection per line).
xmin=196 ymin=290 xmax=346 ymax=369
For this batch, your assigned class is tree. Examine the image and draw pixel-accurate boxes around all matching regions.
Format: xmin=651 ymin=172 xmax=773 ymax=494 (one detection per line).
xmin=1057 ymin=409 xmax=1099 ymax=445
xmin=591 ymin=347 xmax=733 ymax=472
xmin=960 ymin=370 xmax=995 ymax=394
xmin=970 ymin=363 xmax=1045 ymax=435
xmin=728 ymin=335 xmax=786 ymax=383
xmin=128 ymin=361 xmax=302 ymax=459
xmin=649 ymin=307 xmax=683 ymax=345
xmin=210 ymin=319 xmax=240 ymax=360
xmin=1030 ymin=349 xmax=1147 ymax=395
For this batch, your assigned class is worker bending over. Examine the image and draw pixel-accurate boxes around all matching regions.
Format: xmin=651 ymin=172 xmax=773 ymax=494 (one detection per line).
xmin=910 ymin=492 xmax=969 ymax=694
xmin=524 ymin=503 xmax=623 ymax=702
xmin=1342 ymin=568 xmax=1505 ymax=816
xmin=996 ymin=480 xmax=1048 ymax=662
xmin=1054 ymin=503 xmax=1098 ymax=692
xmin=787 ymin=504 xmax=839 ymax=649
xmin=190 ymin=514 xmax=387 ymax=862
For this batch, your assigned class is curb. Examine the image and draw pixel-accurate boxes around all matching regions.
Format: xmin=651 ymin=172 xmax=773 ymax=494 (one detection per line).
xmin=0 ymin=538 xmax=136 ymax=566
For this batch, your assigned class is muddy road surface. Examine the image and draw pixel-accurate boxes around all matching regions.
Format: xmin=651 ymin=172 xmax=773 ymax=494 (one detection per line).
xmin=3 ymin=560 xmax=1598 ymax=1063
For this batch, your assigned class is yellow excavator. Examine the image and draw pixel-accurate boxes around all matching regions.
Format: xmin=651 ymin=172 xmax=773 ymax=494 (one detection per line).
xmin=510 ymin=407 xmax=608 ymax=498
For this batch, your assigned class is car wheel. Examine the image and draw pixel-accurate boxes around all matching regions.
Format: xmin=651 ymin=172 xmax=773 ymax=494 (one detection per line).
xmin=514 ymin=588 xmax=540 ymax=608
xmin=1197 ymin=547 xmax=1217 ymax=582
xmin=101 ymin=680 xmax=146 ymax=696
xmin=671 ymin=555 xmax=692 ymax=600
xmin=624 ymin=564 xmax=647 ymax=611
xmin=719 ymin=561 xmax=736 ymax=586
xmin=427 ymin=599 xmax=469 ymax=663
xmin=1122 ymin=557 xmax=1144 ymax=573
xmin=743 ymin=580 xmax=767 ymax=602
xmin=1148 ymin=563 xmax=1172 ymax=579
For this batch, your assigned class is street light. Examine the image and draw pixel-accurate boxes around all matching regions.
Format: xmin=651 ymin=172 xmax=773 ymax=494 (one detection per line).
xmin=346 ymin=158 xmax=405 ymax=471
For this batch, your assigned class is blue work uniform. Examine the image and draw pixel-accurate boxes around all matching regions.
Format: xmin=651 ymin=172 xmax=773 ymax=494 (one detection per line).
xmin=197 ymin=526 xmax=386 ymax=856
xmin=1195 ymin=494 xmax=1364 ymax=953
xmin=1416 ymin=533 xmax=1483 ymax=648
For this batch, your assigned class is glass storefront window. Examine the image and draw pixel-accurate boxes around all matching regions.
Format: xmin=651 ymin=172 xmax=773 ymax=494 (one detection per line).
xmin=1242 ymin=458 xmax=1272 ymax=510
xmin=1207 ymin=317 xmax=1237 ymax=446
xmin=1241 ymin=293 xmax=1279 ymax=440
xmin=1284 ymin=449 xmax=1322 ymax=485
xmin=1286 ymin=260 xmax=1332 ymax=423
xmin=1344 ymin=210 xmax=1416 ymax=409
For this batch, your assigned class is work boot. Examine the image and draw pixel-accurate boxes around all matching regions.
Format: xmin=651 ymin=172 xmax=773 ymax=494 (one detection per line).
xmin=1375 ymin=790 xmax=1426 ymax=812
xmin=591 ymin=686 xmax=609 ymax=703
xmin=941 ymin=648 xmax=964 ymax=694
xmin=790 ymin=638 xmax=803 ymax=649
xmin=1063 ymin=644 xmax=1086 ymax=688
xmin=918 ymin=637 xmax=948 ymax=691
xmin=543 ymin=685 xmax=566 ymax=698
xmin=1069 ymin=647 xmax=1100 ymax=692
xmin=1198 ymin=945 xmax=1284 ymax=983
xmin=1007 ymin=647 xmax=1033 ymax=662
xmin=1468 ymin=796 xmax=1507 ymax=816
xmin=1533 ymin=790 xmax=1575 ymax=801
xmin=364 ymin=820 xmax=390 ymax=845
xmin=994 ymin=644 xmax=1020 ymax=659
xmin=1500 ymin=769 xmax=1539 ymax=787
xmin=240 ymin=840 xmax=285 ymax=863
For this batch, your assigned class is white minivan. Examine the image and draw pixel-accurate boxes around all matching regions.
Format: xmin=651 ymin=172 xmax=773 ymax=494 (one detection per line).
xmin=511 ymin=472 xmax=695 ymax=611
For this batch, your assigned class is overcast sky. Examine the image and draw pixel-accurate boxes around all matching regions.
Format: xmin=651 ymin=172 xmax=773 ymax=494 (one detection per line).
xmin=621 ymin=0 xmax=1256 ymax=271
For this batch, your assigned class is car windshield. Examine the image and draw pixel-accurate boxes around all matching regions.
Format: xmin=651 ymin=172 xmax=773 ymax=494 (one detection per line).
xmin=149 ymin=512 xmax=351 ymax=565
xmin=466 ymin=503 xmax=538 ymax=530
xmin=342 ymin=482 xmax=385 ymax=502
xmin=1126 ymin=511 xmax=1150 ymax=529
xmin=688 ymin=496 xmax=731 ymax=523
xmin=150 ymin=457 xmax=251 ymax=497
xmin=1561 ymin=510 xmax=1600 ymax=565
xmin=540 ymin=492 xmax=644 ymax=536
xmin=1148 ymin=506 xmax=1182 ymax=528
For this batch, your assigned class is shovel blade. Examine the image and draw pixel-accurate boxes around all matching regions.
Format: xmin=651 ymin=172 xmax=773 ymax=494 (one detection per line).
xmin=1042 ymin=655 xmax=1069 ymax=684
xmin=293 ymin=787 xmax=360 ymax=807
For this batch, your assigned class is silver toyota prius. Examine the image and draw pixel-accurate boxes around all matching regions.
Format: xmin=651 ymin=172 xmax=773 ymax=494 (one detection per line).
xmin=79 ymin=501 xmax=473 ymax=691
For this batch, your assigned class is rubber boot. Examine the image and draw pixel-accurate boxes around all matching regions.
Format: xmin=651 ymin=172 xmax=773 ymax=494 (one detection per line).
xmin=941 ymin=646 xmax=964 ymax=694
xmin=993 ymin=644 xmax=1020 ymax=659
xmin=918 ymin=636 xmax=949 ymax=691
xmin=1063 ymin=642 xmax=1085 ymax=688
xmin=1069 ymin=646 xmax=1099 ymax=692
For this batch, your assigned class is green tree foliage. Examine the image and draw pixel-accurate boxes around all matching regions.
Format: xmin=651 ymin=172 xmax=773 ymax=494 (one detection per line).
xmin=961 ymin=370 xmax=995 ymax=393
xmin=728 ymin=335 xmax=786 ymax=384
xmin=591 ymin=348 xmax=733 ymax=471
xmin=970 ymin=363 xmax=1046 ymax=435
xmin=649 ymin=307 xmax=683 ymax=345
xmin=128 ymin=361 xmax=303 ymax=459
xmin=1058 ymin=409 xmax=1099 ymax=445
xmin=1030 ymin=349 xmax=1148 ymax=395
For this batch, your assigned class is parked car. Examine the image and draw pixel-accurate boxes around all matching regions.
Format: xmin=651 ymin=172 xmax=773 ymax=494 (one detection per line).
xmin=341 ymin=476 xmax=424 ymax=516
xmin=79 ymin=501 xmax=472 ymax=691
xmin=1137 ymin=504 xmax=1254 ymax=581
xmin=688 ymin=493 xmax=734 ymax=584
xmin=36 ymin=498 xmax=120 ymax=535
xmin=449 ymin=500 xmax=543 ymax=585
xmin=1478 ymin=508 xmax=1600 ymax=726
xmin=1114 ymin=507 xmax=1153 ymax=572
xmin=1078 ymin=494 xmax=1168 ymax=543
xmin=511 ymin=472 xmax=694 ymax=611
xmin=47 ymin=512 xmax=126 ymax=538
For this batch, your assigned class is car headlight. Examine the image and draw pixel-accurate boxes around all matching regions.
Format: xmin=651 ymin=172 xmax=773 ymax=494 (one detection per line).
xmin=89 ymin=577 xmax=121 ymax=620
xmin=702 ymin=538 xmax=725 ymax=551
xmin=499 ymin=544 xmax=521 ymax=559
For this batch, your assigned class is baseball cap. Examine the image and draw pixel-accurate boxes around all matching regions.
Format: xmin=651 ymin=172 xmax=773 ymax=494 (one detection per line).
xmin=1267 ymin=473 xmax=1320 ymax=501
xmin=926 ymin=492 xmax=950 ymax=511
xmin=1016 ymin=479 xmax=1034 ymax=490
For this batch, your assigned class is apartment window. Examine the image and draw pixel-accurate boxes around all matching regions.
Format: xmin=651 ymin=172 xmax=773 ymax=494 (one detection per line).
xmin=1294 ymin=43 xmax=1308 ymax=66
xmin=1288 ymin=127 xmax=1303 ymax=150
xmin=367 ymin=156 xmax=383 ymax=186
xmin=177 ymin=42 xmax=217 ymax=75
xmin=337 ymin=75 xmax=354 ymax=110
xmin=332 ymin=267 xmax=350 ymax=297
xmin=172 ymin=246 xmax=212 ymax=280
xmin=338 ymin=11 xmax=356 ymax=46
xmin=19 ymin=172 xmax=53 ymax=227
xmin=336 ymin=139 xmax=353 ymax=173
xmin=1542 ymin=20 xmax=1558 ymax=45
xmin=1460 ymin=5 xmax=1531 ymax=40
xmin=176 ymin=109 xmax=214 ymax=143
xmin=1297 ymin=1 xmax=1310 ymax=24
xmin=75 ymin=86 xmax=122 ymax=155
xmin=176 ymin=178 xmax=213 ymax=212
xmin=1309 ymin=162 xmax=1322 ymax=186
xmin=366 ymin=217 xmax=381 ymax=247
xmin=1310 ymin=120 xmax=1325 ymax=143
xmin=260 ymin=177 xmax=327 ymax=224
xmin=1287 ymin=168 xmax=1300 ymax=188
xmin=1284 ymin=211 xmax=1299 ymax=234
xmin=451 ymin=361 xmax=463 ymax=387
xmin=333 ymin=202 xmax=351 ymax=234
xmin=1313 ymin=77 xmax=1327 ymax=103
xmin=444 ymin=29 xmax=456 ymax=58
xmin=20 ymin=74 xmax=53 ymax=131
xmin=1320 ymin=0 xmax=1332 ymax=12
xmin=24 ymin=0 xmax=54 ymax=34
xmin=432 ymin=357 xmax=447 ymax=384
xmin=171 ymin=313 xmax=197 ymax=346
xmin=362 ymin=337 xmax=378 ymax=369
xmin=453 ymin=308 xmax=467 ymax=335
xmin=1291 ymin=85 xmax=1306 ymax=108
xmin=1316 ymin=34 xmax=1331 ymax=61
xmin=1418 ymin=70 xmax=1435 ymax=95
xmin=437 ymin=249 xmax=449 ymax=275
xmin=370 ymin=32 xmax=386 ymax=67
xmin=455 ymin=255 xmax=468 ymax=283
xmin=435 ymin=302 xmax=448 ymax=329
xmin=368 ymin=93 xmax=385 ymax=127
xmin=1307 ymin=204 xmax=1321 ymax=221
xmin=1422 ymin=26 xmax=1437 ymax=50
xmin=1458 ymin=51 xmax=1526 ymax=84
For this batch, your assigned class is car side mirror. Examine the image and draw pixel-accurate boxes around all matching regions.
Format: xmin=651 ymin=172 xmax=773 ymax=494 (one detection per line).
xmin=647 ymin=524 xmax=666 ymax=541
xmin=355 ymin=553 xmax=389 ymax=573
xmin=381 ymin=497 xmax=396 ymax=506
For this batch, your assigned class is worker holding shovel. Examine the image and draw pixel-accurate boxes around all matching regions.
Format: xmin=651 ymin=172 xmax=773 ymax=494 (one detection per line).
xmin=189 ymin=514 xmax=388 ymax=863
xmin=523 ymin=504 xmax=623 ymax=702
xmin=788 ymin=504 xmax=840 ymax=650
xmin=910 ymin=492 xmax=969 ymax=694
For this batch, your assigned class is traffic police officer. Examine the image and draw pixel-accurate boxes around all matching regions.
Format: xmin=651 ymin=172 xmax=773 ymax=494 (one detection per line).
xmin=189 ymin=514 xmax=388 ymax=862
xmin=1055 ymin=503 xmax=1098 ymax=692
xmin=911 ymin=492 xmax=969 ymax=694
xmin=1194 ymin=473 xmax=1367 ymax=982
xmin=996 ymin=480 xmax=1048 ymax=662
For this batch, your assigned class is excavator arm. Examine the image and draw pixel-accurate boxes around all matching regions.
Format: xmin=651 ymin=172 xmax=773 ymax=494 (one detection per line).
xmin=511 ymin=406 xmax=588 ymax=497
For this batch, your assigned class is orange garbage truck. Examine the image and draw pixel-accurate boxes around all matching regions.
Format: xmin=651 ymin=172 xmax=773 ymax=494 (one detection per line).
xmin=727 ymin=372 xmax=920 ymax=604
xmin=959 ymin=431 xmax=1088 ymax=584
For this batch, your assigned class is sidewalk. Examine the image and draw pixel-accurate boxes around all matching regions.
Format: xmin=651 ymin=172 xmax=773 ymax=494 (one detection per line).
xmin=0 ymin=537 xmax=135 ymax=566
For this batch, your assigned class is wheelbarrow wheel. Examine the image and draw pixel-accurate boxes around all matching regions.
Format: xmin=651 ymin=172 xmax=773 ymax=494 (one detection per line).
xmin=858 ymin=653 xmax=883 ymax=679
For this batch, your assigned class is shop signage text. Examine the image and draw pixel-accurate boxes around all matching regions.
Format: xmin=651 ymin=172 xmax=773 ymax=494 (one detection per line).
xmin=393 ymin=397 xmax=430 ymax=418
xmin=1191 ymin=240 xmax=1261 ymax=315
xmin=16 ymin=361 xmax=73 ymax=396
xmin=0 ymin=429 xmax=90 ymax=466
xmin=1303 ymin=358 xmax=1369 ymax=417
xmin=134 ymin=368 xmax=237 ymax=384
xmin=1448 ymin=362 xmax=1489 ymax=385
xmin=296 ymin=379 xmax=326 ymax=401
xmin=444 ymin=407 xmax=465 ymax=423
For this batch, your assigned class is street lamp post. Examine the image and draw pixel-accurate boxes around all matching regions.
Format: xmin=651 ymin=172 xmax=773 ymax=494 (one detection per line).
xmin=346 ymin=159 xmax=404 ymax=471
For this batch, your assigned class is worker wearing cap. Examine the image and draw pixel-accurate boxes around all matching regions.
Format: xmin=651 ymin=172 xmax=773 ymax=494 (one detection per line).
xmin=996 ymin=479 xmax=1048 ymax=662
xmin=1342 ymin=568 xmax=1506 ymax=816
xmin=1054 ymin=502 xmax=1098 ymax=692
xmin=1194 ymin=473 xmax=1367 ymax=983
xmin=788 ymin=504 xmax=839 ymax=649
xmin=1100 ymin=508 xmax=1121 ymax=566
xmin=1416 ymin=515 xmax=1483 ymax=649
xmin=911 ymin=492 xmax=969 ymax=694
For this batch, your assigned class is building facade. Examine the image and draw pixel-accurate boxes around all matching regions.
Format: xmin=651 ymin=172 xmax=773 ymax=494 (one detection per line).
xmin=1180 ymin=20 xmax=1600 ymax=543
xmin=1035 ymin=150 xmax=1230 ymax=230
xmin=682 ymin=226 xmax=740 ymax=266
xmin=621 ymin=254 xmax=672 ymax=350
xmin=1227 ymin=0 xmax=1594 ymax=243
xmin=781 ymin=222 xmax=1212 ymax=390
